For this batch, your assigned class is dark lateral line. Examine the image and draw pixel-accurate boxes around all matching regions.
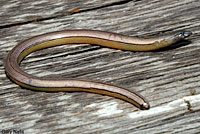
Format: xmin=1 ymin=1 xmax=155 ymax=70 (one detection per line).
xmin=0 ymin=0 xmax=136 ymax=29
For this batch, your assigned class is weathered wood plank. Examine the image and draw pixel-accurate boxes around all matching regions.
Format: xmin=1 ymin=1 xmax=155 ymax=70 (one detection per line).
xmin=0 ymin=0 xmax=200 ymax=133
xmin=0 ymin=0 xmax=134 ymax=28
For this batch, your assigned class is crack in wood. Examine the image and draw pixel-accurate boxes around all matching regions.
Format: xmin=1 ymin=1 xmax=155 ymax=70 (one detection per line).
xmin=184 ymin=99 xmax=193 ymax=112
xmin=0 ymin=0 xmax=136 ymax=29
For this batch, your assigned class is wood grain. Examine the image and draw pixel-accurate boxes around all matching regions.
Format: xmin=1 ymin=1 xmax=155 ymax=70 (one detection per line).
xmin=0 ymin=0 xmax=200 ymax=133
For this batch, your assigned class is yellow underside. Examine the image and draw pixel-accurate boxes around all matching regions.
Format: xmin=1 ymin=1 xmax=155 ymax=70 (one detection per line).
xmin=18 ymin=37 xmax=172 ymax=63
xmin=11 ymin=76 xmax=140 ymax=108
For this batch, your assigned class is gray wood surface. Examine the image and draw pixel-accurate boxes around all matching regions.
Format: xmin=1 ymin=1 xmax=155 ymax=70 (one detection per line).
xmin=0 ymin=0 xmax=200 ymax=133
